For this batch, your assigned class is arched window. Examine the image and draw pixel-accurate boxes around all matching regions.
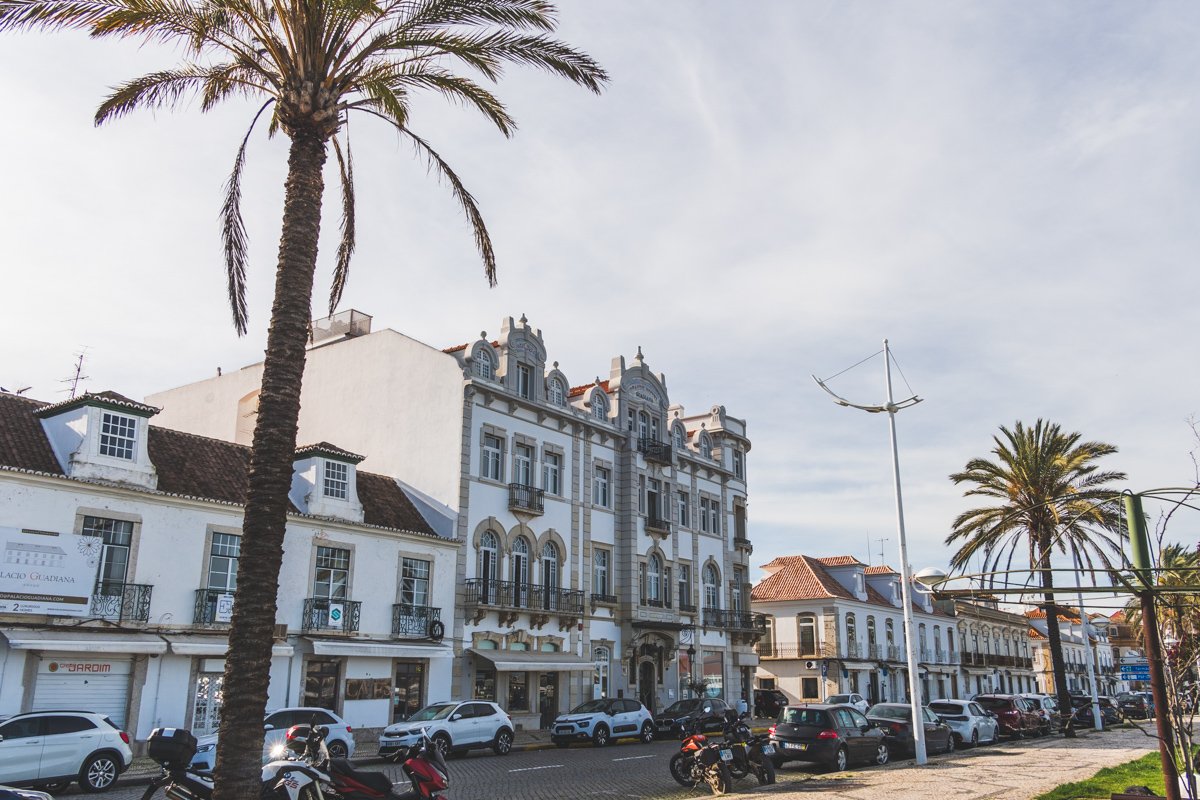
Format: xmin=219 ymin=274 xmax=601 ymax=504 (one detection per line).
xmin=592 ymin=393 xmax=608 ymax=421
xmin=593 ymin=646 xmax=611 ymax=699
xmin=886 ymin=619 xmax=895 ymax=647
xmin=547 ymin=378 xmax=565 ymax=407
xmin=934 ymin=625 xmax=942 ymax=658
xmin=702 ymin=564 xmax=720 ymax=610
xmin=637 ymin=411 xmax=650 ymax=440
xmin=510 ymin=641 xmax=529 ymax=651
xmin=478 ymin=530 xmax=498 ymax=603
xmin=474 ymin=350 xmax=494 ymax=380
xmin=512 ymin=536 xmax=530 ymax=605
xmin=647 ymin=554 xmax=661 ymax=603
xmin=698 ymin=433 xmax=712 ymax=459
xmin=798 ymin=615 xmax=817 ymax=656
xmin=541 ymin=641 xmax=559 ymax=652
xmin=918 ymin=623 xmax=927 ymax=657
xmin=867 ymin=617 xmax=877 ymax=652
xmin=673 ymin=424 xmax=685 ymax=450
xmin=846 ymin=613 xmax=858 ymax=650
xmin=541 ymin=542 xmax=559 ymax=610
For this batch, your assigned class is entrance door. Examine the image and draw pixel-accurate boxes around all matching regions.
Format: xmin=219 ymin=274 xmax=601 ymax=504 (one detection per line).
xmin=303 ymin=658 xmax=341 ymax=710
xmin=638 ymin=661 xmax=657 ymax=714
xmin=33 ymin=656 xmax=132 ymax=728
xmin=192 ymin=671 xmax=224 ymax=734
xmin=394 ymin=661 xmax=425 ymax=722
xmin=538 ymin=673 xmax=558 ymax=729
xmin=869 ymin=671 xmax=880 ymax=705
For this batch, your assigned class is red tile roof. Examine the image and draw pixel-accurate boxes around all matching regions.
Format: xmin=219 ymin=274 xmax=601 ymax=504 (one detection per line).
xmin=34 ymin=390 xmax=159 ymax=418
xmin=817 ymin=556 xmax=866 ymax=567
xmin=752 ymin=556 xmax=857 ymax=602
xmin=295 ymin=442 xmax=365 ymax=464
xmin=443 ymin=340 xmax=499 ymax=354
xmin=568 ymin=379 xmax=610 ymax=398
xmin=864 ymin=565 xmax=897 ymax=575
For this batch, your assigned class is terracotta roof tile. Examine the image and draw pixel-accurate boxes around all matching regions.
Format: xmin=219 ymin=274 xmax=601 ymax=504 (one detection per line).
xmin=148 ymin=428 xmax=255 ymax=506
xmin=568 ymin=379 xmax=610 ymax=398
xmin=443 ymin=340 xmax=499 ymax=355
xmin=817 ymin=556 xmax=866 ymax=567
xmin=296 ymin=442 xmax=365 ymax=464
xmin=864 ymin=565 xmax=897 ymax=575
xmin=34 ymin=390 xmax=159 ymax=418
xmin=751 ymin=555 xmax=856 ymax=602
xmin=0 ymin=394 xmax=63 ymax=475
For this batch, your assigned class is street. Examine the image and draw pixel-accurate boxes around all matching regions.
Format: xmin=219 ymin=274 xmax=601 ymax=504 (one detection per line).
xmin=78 ymin=724 xmax=1156 ymax=800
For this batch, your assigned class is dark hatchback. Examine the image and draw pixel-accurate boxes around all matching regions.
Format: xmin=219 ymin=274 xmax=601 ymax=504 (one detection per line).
xmin=1117 ymin=693 xmax=1149 ymax=720
xmin=865 ymin=703 xmax=955 ymax=758
xmin=768 ymin=704 xmax=890 ymax=772
xmin=653 ymin=697 xmax=731 ymax=738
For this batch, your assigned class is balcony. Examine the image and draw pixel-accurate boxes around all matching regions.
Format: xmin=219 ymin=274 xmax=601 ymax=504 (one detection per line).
xmin=703 ymin=608 xmax=768 ymax=633
xmin=392 ymin=604 xmax=442 ymax=639
xmin=637 ymin=437 xmax=673 ymax=465
xmin=755 ymin=643 xmax=824 ymax=660
xmin=679 ymin=600 xmax=698 ymax=614
xmin=193 ymin=588 xmax=236 ymax=625
xmin=464 ymin=579 xmax=584 ymax=625
xmin=733 ymin=536 xmax=753 ymax=553
xmin=646 ymin=513 xmax=670 ymax=535
xmin=590 ymin=593 xmax=618 ymax=605
xmin=508 ymin=483 xmax=544 ymax=514
xmin=92 ymin=581 xmax=153 ymax=623
xmin=302 ymin=597 xmax=362 ymax=633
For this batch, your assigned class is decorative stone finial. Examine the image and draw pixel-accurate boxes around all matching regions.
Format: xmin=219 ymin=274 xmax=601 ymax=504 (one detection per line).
xmin=635 ymin=346 xmax=644 ymax=363
xmin=553 ymin=361 xmax=559 ymax=369
xmin=519 ymin=313 xmax=528 ymax=325
xmin=480 ymin=331 xmax=487 ymax=339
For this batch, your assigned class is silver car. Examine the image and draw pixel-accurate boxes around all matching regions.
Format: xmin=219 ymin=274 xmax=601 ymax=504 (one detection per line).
xmin=928 ymin=699 xmax=999 ymax=747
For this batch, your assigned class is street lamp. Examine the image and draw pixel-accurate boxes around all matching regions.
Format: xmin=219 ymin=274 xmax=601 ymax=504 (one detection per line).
xmin=687 ymin=645 xmax=697 ymax=698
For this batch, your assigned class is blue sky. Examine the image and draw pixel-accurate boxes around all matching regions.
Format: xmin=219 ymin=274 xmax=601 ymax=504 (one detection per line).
xmin=2 ymin=2 xmax=1197 ymax=613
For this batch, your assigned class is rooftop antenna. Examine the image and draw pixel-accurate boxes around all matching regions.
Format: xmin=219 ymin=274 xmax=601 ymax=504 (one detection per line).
xmin=876 ymin=536 xmax=890 ymax=567
xmin=61 ymin=350 xmax=89 ymax=399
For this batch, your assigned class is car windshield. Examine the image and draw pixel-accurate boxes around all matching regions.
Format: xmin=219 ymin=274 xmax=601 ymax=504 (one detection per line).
xmin=779 ymin=708 xmax=827 ymax=726
xmin=827 ymin=695 xmax=852 ymax=704
xmin=569 ymin=700 xmax=610 ymax=714
xmin=929 ymin=702 xmax=962 ymax=714
xmin=406 ymin=703 xmax=458 ymax=722
xmin=662 ymin=700 xmax=701 ymax=715
xmin=868 ymin=705 xmax=911 ymax=720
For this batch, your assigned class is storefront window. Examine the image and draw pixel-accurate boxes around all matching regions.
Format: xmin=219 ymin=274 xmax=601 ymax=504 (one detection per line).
xmin=593 ymin=647 xmax=610 ymax=699
xmin=393 ymin=661 xmax=425 ymax=721
xmin=702 ymin=651 xmax=723 ymax=698
xmin=303 ymin=658 xmax=341 ymax=710
xmin=508 ymin=672 xmax=529 ymax=711
xmin=474 ymin=668 xmax=496 ymax=701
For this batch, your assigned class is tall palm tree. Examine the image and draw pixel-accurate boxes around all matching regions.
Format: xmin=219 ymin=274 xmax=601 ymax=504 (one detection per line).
xmin=946 ymin=419 xmax=1126 ymax=732
xmin=0 ymin=2 xmax=606 ymax=798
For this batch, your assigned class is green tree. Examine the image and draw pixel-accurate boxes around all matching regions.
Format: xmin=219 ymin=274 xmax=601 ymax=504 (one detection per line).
xmin=0 ymin=2 xmax=606 ymax=798
xmin=947 ymin=419 xmax=1126 ymax=732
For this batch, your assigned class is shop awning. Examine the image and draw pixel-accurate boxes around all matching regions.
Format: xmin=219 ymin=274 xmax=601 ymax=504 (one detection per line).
xmin=163 ymin=635 xmax=293 ymax=658
xmin=0 ymin=628 xmax=167 ymax=654
xmin=468 ymin=648 xmax=595 ymax=672
xmin=307 ymin=639 xmax=454 ymax=659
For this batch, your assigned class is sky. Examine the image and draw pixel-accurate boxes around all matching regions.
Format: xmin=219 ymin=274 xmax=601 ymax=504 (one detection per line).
xmin=2 ymin=2 xmax=1199 ymax=613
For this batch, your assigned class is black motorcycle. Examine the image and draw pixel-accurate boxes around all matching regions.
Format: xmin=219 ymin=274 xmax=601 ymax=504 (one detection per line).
xmin=668 ymin=718 xmax=734 ymax=795
xmin=719 ymin=711 xmax=776 ymax=785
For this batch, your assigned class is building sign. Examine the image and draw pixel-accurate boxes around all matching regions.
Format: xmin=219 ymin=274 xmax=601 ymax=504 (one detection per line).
xmin=38 ymin=658 xmax=132 ymax=676
xmin=327 ymin=603 xmax=345 ymax=629
xmin=215 ymin=593 xmax=235 ymax=623
xmin=0 ymin=528 xmax=101 ymax=617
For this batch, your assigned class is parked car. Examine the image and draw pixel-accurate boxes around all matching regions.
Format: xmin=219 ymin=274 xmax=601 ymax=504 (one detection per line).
xmin=1071 ymin=701 xmax=1122 ymax=727
xmin=550 ymin=698 xmax=654 ymax=747
xmin=0 ymin=787 xmax=54 ymax=800
xmin=972 ymin=694 xmax=1040 ymax=738
xmin=654 ymin=697 xmax=731 ymax=738
xmin=0 ymin=710 xmax=133 ymax=793
xmin=825 ymin=693 xmax=870 ymax=714
xmin=1117 ymin=693 xmax=1149 ymax=720
xmin=1135 ymin=691 xmax=1156 ymax=717
xmin=754 ymin=689 xmax=789 ymax=719
xmin=379 ymin=700 xmax=513 ymax=758
xmin=1018 ymin=694 xmax=1062 ymax=735
xmin=768 ymin=704 xmax=890 ymax=772
xmin=192 ymin=706 xmax=355 ymax=771
xmin=865 ymin=703 xmax=955 ymax=758
xmin=928 ymin=699 xmax=1000 ymax=747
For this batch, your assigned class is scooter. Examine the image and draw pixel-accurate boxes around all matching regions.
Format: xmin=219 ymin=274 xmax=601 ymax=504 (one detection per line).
xmin=284 ymin=721 xmax=449 ymax=800
xmin=668 ymin=718 xmax=734 ymax=795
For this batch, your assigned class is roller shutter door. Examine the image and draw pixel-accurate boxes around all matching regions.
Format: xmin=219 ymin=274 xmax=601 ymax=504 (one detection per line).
xmin=32 ymin=655 xmax=132 ymax=728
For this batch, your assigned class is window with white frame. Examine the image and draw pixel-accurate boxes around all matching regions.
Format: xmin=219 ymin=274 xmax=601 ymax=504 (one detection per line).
xmin=543 ymin=452 xmax=561 ymax=495
xmin=400 ymin=557 xmax=430 ymax=607
xmin=677 ymin=490 xmax=689 ymax=526
xmin=323 ymin=461 xmax=349 ymax=499
xmin=702 ymin=564 xmax=720 ymax=610
xmin=647 ymin=554 xmax=662 ymax=603
xmin=482 ymin=435 xmax=503 ymax=481
xmin=731 ymin=567 xmax=745 ymax=612
xmin=474 ymin=351 xmax=494 ymax=380
xmin=99 ymin=411 xmax=137 ymax=460
xmin=83 ymin=515 xmax=132 ymax=593
xmin=512 ymin=537 xmax=530 ymax=585
xmin=733 ymin=449 xmax=744 ymax=479
xmin=592 ymin=394 xmax=607 ymax=421
xmin=593 ymin=466 xmax=610 ymax=507
xmin=478 ymin=531 xmax=499 ymax=599
xmin=207 ymin=532 xmax=240 ymax=592
xmin=313 ymin=546 xmax=350 ymax=600
xmin=637 ymin=411 xmax=649 ymax=440
xmin=698 ymin=433 xmax=712 ymax=459
xmin=798 ymin=615 xmax=817 ymax=655
xmin=593 ymin=646 xmax=610 ymax=699
xmin=516 ymin=363 xmax=532 ymax=399
xmin=593 ymin=548 xmax=610 ymax=596
xmin=678 ymin=564 xmax=691 ymax=607
xmin=514 ymin=443 xmax=533 ymax=486
xmin=547 ymin=378 xmax=565 ymax=407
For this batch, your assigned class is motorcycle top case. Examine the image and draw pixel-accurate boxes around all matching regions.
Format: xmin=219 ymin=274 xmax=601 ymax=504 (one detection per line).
xmin=148 ymin=727 xmax=199 ymax=767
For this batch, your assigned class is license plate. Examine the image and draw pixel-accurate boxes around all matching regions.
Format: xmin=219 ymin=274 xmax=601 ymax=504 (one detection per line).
xmin=784 ymin=742 xmax=807 ymax=750
xmin=719 ymin=749 xmax=733 ymax=762
xmin=761 ymin=744 xmax=775 ymax=755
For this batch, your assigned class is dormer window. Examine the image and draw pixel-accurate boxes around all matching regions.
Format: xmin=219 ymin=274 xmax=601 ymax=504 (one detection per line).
xmin=592 ymin=394 xmax=608 ymax=421
xmin=474 ymin=352 xmax=494 ymax=380
xmin=99 ymin=412 xmax=137 ymax=460
xmin=516 ymin=364 xmax=532 ymax=399
xmin=547 ymin=378 xmax=565 ymax=407
xmin=672 ymin=425 xmax=685 ymax=450
xmin=698 ymin=432 xmax=712 ymax=459
xmin=323 ymin=461 xmax=349 ymax=499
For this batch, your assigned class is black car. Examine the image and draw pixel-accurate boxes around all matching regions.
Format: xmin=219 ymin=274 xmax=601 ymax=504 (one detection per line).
xmin=1071 ymin=702 xmax=1122 ymax=727
xmin=754 ymin=689 xmax=789 ymax=719
xmin=865 ymin=703 xmax=955 ymax=758
xmin=769 ymin=704 xmax=891 ymax=772
xmin=1117 ymin=693 xmax=1149 ymax=720
xmin=654 ymin=697 xmax=730 ymax=737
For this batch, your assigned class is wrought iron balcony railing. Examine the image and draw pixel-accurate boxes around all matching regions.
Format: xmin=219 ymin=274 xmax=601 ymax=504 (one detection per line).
xmin=194 ymin=587 xmax=236 ymax=625
xmin=646 ymin=513 xmax=670 ymax=534
xmin=590 ymin=593 xmax=618 ymax=605
xmin=679 ymin=601 xmax=698 ymax=613
xmin=755 ymin=643 xmax=825 ymax=659
xmin=464 ymin=579 xmax=584 ymax=615
xmin=92 ymin=581 xmax=152 ymax=622
xmin=508 ymin=483 xmax=545 ymax=514
xmin=703 ymin=608 xmax=768 ymax=632
xmin=392 ymin=604 xmax=442 ymax=639
xmin=637 ymin=437 xmax=673 ymax=464
xmin=302 ymin=597 xmax=362 ymax=633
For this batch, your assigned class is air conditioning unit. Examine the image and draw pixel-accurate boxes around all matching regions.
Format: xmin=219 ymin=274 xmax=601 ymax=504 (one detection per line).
xmin=805 ymin=660 xmax=817 ymax=670
xmin=273 ymin=624 xmax=289 ymax=640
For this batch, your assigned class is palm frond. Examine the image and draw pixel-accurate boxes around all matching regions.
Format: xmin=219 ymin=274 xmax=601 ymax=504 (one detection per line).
xmin=221 ymin=100 xmax=275 ymax=337
xmin=328 ymin=131 xmax=356 ymax=315
xmin=351 ymin=65 xmax=514 ymax=135
xmin=402 ymin=0 xmax=558 ymax=33
xmin=95 ymin=63 xmax=267 ymax=123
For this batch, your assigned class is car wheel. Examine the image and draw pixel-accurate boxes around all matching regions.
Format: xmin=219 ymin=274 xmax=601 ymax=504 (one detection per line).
xmin=431 ymin=732 xmax=452 ymax=757
xmin=969 ymin=729 xmax=979 ymax=748
xmin=492 ymin=728 xmax=513 ymax=756
xmin=990 ymin=726 xmax=1001 ymax=745
xmin=40 ymin=783 xmax=71 ymax=795
xmin=327 ymin=740 xmax=348 ymax=760
xmin=874 ymin=742 xmax=890 ymax=766
xmin=945 ymin=733 xmax=956 ymax=754
xmin=592 ymin=724 xmax=610 ymax=747
xmin=639 ymin=721 xmax=655 ymax=744
xmin=79 ymin=753 xmax=121 ymax=792
xmin=828 ymin=746 xmax=848 ymax=773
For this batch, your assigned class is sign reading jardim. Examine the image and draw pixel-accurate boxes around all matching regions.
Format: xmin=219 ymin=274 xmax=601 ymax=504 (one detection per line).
xmin=0 ymin=527 xmax=103 ymax=616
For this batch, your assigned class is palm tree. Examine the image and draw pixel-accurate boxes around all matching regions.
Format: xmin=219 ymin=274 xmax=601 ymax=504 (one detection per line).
xmin=946 ymin=419 xmax=1126 ymax=733
xmin=0 ymin=2 xmax=606 ymax=798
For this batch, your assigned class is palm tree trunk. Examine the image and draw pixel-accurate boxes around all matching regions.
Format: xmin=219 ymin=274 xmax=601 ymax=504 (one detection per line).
xmin=212 ymin=127 xmax=327 ymax=800
xmin=1038 ymin=541 xmax=1074 ymax=735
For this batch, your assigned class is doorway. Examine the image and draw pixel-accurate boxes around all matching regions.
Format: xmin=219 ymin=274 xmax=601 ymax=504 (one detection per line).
xmin=538 ymin=673 xmax=558 ymax=729
xmin=393 ymin=661 xmax=425 ymax=721
xmin=638 ymin=661 xmax=657 ymax=713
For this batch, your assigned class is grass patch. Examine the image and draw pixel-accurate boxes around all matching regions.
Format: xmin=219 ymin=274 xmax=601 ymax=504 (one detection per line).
xmin=1036 ymin=751 xmax=1166 ymax=800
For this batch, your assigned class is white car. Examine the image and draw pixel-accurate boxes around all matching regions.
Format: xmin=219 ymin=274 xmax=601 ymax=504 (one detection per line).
xmin=550 ymin=698 xmax=655 ymax=747
xmin=0 ymin=710 xmax=133 ymax=793
xmin=190 ymin=707 xmax=355 ymax=771
xmin=379 ymin=701 xmax=513 ymax=758
xmin=928 ymin=699 xmax=1000 ymax=747
xmin=826 ymin=693 xmax=869 ymax=714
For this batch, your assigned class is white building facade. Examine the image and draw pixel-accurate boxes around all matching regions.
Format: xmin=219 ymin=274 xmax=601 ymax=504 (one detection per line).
xmin=0 ymin=391 xmax=457 ymax=746
xmin=1028 ymin=608 xmax=1118 ymax=696
xmin=148 ymin=312 xmax=762 ymax=729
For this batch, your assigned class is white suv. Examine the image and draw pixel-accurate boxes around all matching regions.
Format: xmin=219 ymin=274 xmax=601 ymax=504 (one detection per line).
xmin=379 ymin=701 xmax=513 ymax=758
xmin=0 ymin=710 xmax=133 ymax=793
xmin=191 ymin=707 xmax=355 ymax=771
xmin=551 ymin=698 xmax=654 ymax=747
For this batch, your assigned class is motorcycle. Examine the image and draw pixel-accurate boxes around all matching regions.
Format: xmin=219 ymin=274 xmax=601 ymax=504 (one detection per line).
xmin=668 ymin=718 xmax=734 ymax=795
xmin=142 ymin=727 xmax=329 ymax=800
xmin=719 ymin=711 xmax=776 ymax=785
xmin=283 ymin=721 xmax=449 ymax=800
